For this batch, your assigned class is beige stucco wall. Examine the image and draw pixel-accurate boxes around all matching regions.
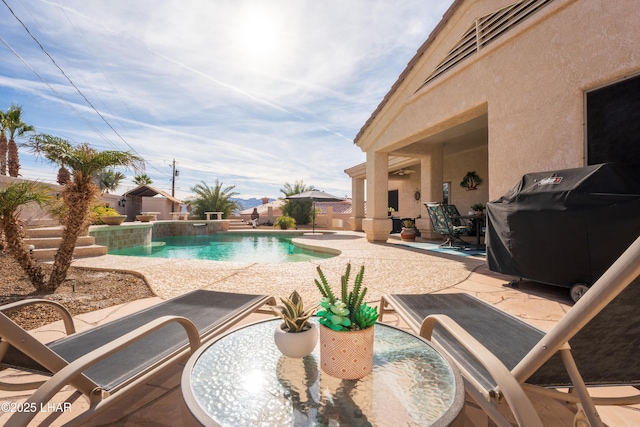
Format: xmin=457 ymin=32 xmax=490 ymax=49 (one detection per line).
xmin=388 ymin=171 xmax=422 ymax=218
xmin=100 ymin=193 xmax=126 ymax=215
xmin=444 ymin=144 xmax=489 ymax=213
xmin=141 ymin=197 xmax=175 ymax=220
xmin=0 ymin=176 xmax=60 ymax=226
xmin=355 ymin=0 xmax=640 ymax=199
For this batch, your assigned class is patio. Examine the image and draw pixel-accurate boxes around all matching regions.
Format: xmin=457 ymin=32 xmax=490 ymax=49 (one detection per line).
xmin=1 ymin=231 xmax=638 ymax=425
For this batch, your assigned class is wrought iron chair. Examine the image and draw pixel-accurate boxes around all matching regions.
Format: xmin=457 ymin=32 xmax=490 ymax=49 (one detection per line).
xmin=425 ymin=203 xmax=470 ymax=247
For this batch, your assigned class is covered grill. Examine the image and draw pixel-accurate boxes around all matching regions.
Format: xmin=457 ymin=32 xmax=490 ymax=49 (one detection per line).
xmin=486 ymin=163 xmax=640 ymax=301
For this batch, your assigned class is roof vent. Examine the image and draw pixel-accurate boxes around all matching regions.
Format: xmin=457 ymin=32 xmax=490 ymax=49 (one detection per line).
xmin=418 ymin=0 xmax=554 ymax=91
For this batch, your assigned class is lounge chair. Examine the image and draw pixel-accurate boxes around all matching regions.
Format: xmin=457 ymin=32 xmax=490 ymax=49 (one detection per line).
xmin=379 ymin=235 xmax=640 ymax=427
xmin=0 ymin=290 xmax=275 ymax=426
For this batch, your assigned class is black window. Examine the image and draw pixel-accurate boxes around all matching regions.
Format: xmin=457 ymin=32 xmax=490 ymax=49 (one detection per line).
xmin=586 ymin=75 xmax=640 ymax=172
xmin=388 ymin=190 xmax=399 ymax=212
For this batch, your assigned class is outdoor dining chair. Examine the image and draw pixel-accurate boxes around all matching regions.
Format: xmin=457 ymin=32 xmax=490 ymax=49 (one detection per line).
xmin=0 ymin=290 xmax=275 ymax=426
xmin=425 ymin=203 xmax=470 ymax=247
xmin=379 ymin=234 xmax=640 ymax=427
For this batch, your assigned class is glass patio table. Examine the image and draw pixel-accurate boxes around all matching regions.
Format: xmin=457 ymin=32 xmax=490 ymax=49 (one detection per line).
xmin=182 ymin=318 xmax=464 ymax=426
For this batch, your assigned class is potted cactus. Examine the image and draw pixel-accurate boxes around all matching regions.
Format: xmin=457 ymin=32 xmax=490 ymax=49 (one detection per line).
xmin=315 ymin=263 xmax=379 ymax=379
xmin=271 ymin=290 xmax=318 ymax=358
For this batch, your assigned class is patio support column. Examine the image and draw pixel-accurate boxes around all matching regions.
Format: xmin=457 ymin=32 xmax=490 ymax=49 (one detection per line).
xmin=363 ymin=151 xmax=391 ymax=242
xmin=416 ymin=143 xmax=444 ymax=239
xmin=350 ymin=177 xmax=365 ymax=231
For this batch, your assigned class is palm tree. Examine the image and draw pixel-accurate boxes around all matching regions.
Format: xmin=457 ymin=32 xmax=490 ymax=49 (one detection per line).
xmin=280 ymin=180 xmax=316 ymax=225
xmin=0 ymin=108 xmax=7 ymax=175
xmin=28 ymin=134 xmax=143 ymax=289
xmin=0 ymin=181 xmax=50 ymax=289
xmin=133 ymin=173 xmax=153 ymax=185
xmin=5 ymin=105 xmax=35 ymax=177
xmin=94 ymin=169 xmax=126 ymax=193
xmin=186 ymin=180 xmax=240 ymax=219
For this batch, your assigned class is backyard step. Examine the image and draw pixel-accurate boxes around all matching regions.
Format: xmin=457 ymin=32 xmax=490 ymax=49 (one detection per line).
xmin=24 ymin=235 xmax=96 ymax=249
xmin=24 ymin=227 xmax=108 ymax=260
xmin=31 ymin=245 xmax=108 ymax=261
xmin=228 ymin=220 xmax=253 ymax=230
xmin=25 ymin=226 xmax=65 ymax=239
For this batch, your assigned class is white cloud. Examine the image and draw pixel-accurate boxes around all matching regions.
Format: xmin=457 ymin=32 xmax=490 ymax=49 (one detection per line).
xmin=1 ymin=0 xmax=451 ymax=199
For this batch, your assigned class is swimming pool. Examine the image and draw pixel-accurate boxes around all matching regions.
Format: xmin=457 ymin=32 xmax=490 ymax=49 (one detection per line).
xmin=108 ymin=233 xmax=336 ymax=263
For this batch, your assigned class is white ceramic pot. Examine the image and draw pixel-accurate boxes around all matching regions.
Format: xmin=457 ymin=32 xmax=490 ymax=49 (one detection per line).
xmin=273 ymin=322 xmax=318 ymax=358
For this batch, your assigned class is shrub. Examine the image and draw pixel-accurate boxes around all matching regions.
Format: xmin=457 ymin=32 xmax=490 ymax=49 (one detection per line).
xmin=273 ymin=215 xmax=296 ymax=230
xmin=91 ymin=205 xmax=121 ymax=225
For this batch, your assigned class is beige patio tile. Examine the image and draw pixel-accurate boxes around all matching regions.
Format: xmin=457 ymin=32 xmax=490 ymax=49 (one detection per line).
xmin=3 ymin=231 xmax=639 ymax=426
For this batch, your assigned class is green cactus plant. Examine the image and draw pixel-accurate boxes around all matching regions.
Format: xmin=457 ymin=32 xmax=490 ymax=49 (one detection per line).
xmin=271 ymin=290 xmax=316 ymax=333
xmin=315 ymin=263 xmax=379 ymax=331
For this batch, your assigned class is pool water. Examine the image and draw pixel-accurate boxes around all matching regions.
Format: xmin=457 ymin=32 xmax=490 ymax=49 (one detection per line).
xmin=108 ymin=233 xmax=335 ymax=263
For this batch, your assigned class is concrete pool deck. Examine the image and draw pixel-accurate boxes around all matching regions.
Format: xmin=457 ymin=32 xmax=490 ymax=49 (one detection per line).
xmin=2 ymin=230 xmax=639 ymax=425
xmin=71 ymin=230 xmax=488 ymax=305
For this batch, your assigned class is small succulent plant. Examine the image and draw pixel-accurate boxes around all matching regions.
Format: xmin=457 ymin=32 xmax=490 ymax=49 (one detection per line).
xmin=402 ymin=218 xmax=415 ymax=228
xmin=271 ymin=290 xmax=316 ymax=333
xmin=315 ymin=263 xmax=379 ymax=331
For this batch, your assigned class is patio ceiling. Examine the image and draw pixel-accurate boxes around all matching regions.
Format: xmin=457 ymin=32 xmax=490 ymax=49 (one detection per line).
xmin=390 ymin=114 xmax=488 ymax=157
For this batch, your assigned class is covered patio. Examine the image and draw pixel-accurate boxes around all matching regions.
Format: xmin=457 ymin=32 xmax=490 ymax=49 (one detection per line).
xmin=346 ymin=0 xmax=640 ymax=242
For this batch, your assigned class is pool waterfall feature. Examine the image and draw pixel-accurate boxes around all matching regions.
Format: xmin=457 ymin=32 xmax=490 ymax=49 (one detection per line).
xmin=192 ymin=223 xmax=208 ymax=235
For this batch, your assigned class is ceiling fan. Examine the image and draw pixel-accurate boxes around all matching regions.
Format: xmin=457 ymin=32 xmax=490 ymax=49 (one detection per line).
xmin=392 ymin=168 xmax=415 ymax=176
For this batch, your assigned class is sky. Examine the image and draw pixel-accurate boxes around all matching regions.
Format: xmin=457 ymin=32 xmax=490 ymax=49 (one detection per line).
xmin=0 ymin=0 xmax=451 ymax=201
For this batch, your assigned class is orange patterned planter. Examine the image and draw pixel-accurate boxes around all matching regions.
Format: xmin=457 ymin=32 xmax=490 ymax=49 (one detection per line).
xmin=319 ymin=325 xmax=374 ymax=379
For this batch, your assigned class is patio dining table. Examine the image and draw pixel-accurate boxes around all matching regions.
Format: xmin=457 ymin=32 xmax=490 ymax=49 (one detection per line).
xmin=182 ymin=318 xmax=464 ymax=426
xmin=455 ymin=213 xmax=486 ymax=250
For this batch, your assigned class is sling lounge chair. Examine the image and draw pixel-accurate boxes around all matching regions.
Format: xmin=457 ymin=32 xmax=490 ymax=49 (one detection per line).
xmin=379 ymin=234 xmax=640 ymax=427
xmin=0 ymin=289 xmax=275 ymax=426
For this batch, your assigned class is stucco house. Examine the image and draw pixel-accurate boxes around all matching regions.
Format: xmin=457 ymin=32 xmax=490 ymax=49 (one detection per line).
xmin=239 ymin=198 xmax=357 ymax=230
xmin=346 ymin=0 xmax=640 ymax=241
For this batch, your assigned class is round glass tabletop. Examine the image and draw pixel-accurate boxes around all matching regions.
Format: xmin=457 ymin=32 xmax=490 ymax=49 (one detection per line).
xmin=183 ymin=318 xmax=463 ymax=426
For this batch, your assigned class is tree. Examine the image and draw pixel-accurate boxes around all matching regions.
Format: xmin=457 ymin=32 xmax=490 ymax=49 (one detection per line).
xmin=133 ymin=173 xmax=153 ymax=185
xmin=94 ymin=169 xmax=126 ymax=193
xmin=280 ymin=180 xmax=316 ymax=225
xmin=186 ymin=180 xmax=240 ymax=219
xmin=0 ymin=181 xmax=50 ymax=289
xmin=0 ymin=109 xmax=7 ymax=175
xmin=4 ymin=105 xmax=35 ymax=177
xmin=28 ymin=134 xmax=143 ymax=290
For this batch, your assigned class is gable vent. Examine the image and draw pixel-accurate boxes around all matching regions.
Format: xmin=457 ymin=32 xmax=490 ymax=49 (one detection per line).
xmin=418 ymin=0 xmax=554 ymax=91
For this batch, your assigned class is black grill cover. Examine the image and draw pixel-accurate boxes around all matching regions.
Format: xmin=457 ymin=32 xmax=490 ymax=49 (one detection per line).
xmin=487 ymin=163 xmax=640 ymax=288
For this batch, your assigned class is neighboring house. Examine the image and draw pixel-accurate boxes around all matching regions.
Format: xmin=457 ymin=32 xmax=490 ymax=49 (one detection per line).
xmin=239 ymin=199 xmax=284 ymax=225
xmin=239 ymin=198 xmax=357 ymax=230
xmin=121 ymin=185 xmax=181 ymax=221
xmin=346 ymin=0 xmax=640 ymax=241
